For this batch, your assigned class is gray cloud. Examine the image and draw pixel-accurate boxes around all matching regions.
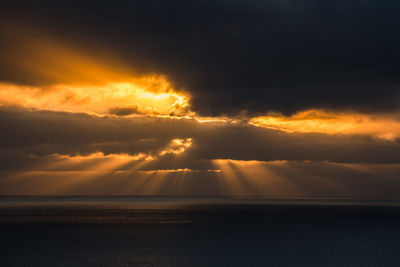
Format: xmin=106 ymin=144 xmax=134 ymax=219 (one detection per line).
xmin=1 ymin=107 xmax=400 ymax=167
xmin=108 ymin=106 xmax=142 ymax=116
xmin=0 ymin=106 xmax=399 ymax=196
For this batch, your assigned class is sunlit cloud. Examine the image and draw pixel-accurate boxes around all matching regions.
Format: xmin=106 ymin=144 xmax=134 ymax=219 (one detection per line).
xmin=250 ymin=109 xmax=400 ymax=140
xmin=0 ymin=77 xmax=192 ymax=117
xmin=0 ymin=23 xmax=196 ymax=118
xmin=159 ymin=138 xmax=193 ymax=156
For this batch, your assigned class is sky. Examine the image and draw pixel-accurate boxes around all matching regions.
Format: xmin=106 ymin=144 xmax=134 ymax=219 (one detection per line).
xmin=1 ymin=0 xmax=400 ymax=197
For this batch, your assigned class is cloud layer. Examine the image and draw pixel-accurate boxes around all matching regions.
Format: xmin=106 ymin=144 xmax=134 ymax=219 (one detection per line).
xmin=1 ymin=107 xmax=400 ymax=166
xmin=0 ymin=106 xmax=399 ymax=196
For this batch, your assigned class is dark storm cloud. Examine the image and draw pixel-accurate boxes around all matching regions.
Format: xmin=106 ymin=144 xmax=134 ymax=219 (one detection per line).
xmin=1 ymin=107 xmax=400 ymax=171
xmin=2 ymin=0 xmax=400 ymax=115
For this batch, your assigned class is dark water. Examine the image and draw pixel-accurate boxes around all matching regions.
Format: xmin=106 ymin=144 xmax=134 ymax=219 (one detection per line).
xmin=1 ymin=197 xmax=400 ymax=266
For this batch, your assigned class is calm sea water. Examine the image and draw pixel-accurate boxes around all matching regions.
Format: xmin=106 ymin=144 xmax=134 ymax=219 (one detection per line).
xmin=1 ymin=197 xmax=400 ymax=266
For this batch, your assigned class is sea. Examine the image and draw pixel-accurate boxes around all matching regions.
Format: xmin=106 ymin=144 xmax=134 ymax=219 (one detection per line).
xmin=1 ymin=196 xmax=400 ymax=266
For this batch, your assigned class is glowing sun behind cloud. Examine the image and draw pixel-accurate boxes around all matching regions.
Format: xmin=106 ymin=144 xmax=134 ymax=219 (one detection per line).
xmin=0 ymin=76 xmax=192 ymax=117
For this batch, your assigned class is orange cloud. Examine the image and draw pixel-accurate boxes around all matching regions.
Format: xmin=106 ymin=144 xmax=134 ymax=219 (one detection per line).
xmin=250 ymin=109 xmax=400 ymax=140
xmin=0 ymin=78 xmax=192 ymax=117
xmin=159 ymin=138 xmax=193 ymax=156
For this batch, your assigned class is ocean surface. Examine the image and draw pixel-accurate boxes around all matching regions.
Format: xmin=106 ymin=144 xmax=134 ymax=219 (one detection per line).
xmin=1 ymin=196 xmax=400 ymax=266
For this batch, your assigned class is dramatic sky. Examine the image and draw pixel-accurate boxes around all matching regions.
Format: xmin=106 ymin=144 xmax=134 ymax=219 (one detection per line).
xmin=1 ymin=0 xmax=400 ymax=197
